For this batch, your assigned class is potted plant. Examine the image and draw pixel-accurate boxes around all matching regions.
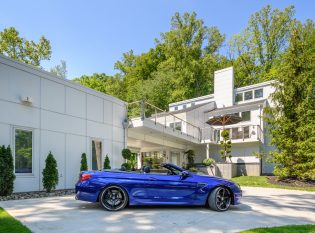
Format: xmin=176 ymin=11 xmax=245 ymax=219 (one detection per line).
xmin=202 ymin=158 xmax=216 ymax=176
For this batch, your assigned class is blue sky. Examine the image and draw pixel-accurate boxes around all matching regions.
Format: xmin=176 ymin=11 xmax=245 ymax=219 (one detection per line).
xmin=0 ymin=1 xmax=314 ymax=79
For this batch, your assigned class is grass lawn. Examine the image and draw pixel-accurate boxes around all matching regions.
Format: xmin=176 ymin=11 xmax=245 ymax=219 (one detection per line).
xmin=231 ymin=176 xmax=315 ymax=192
xmin=240 ymin=224 xmax=315 ymax=233
xmin=0 ymin=207 xmax=31 ymax=233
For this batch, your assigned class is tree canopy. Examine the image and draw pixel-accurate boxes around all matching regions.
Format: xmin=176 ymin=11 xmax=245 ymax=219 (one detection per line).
xmin=0 ymin=27 xmax=51 ymax=67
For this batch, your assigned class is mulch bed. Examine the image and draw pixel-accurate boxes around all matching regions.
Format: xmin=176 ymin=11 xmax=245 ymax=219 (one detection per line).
xmin=267 ymin=176 xmax=315 ymax=188
xmin=0 ymin=189 xmax=75 ymax=201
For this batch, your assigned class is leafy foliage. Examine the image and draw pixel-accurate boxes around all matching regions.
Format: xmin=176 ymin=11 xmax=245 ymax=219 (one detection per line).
xmin=265 ymin=20 xmax=315 ymax=180
xmin=185 ymin=150 xmax=195 ymax=169
xmin=203 ymin=158 xmax=216 ymax=167
xmin=42 ymin=152 xmax=59 ymax=192
xmin=103 ymin=154 xmax=111 ymax=169
xmin=220 ymin=129 xmax=232 ymax=161
xmin=0 ymin=27 xmax=51 ymax=67
xmin=229 ymin=5 xmax=295 ymax=87
xmin=80 ymin=153 xmax=88 ymax=171
xmin=0 ymin=145 xmax=15 ymax=196
xmin=50 ymin=60 xmax=67 ymax=79
xmin=121 ymin=148 xmax=132 ymax=160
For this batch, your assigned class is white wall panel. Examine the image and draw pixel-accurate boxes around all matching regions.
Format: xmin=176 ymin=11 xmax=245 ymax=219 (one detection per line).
xmin=86 ymin=120 xmax=112 ymax=140
xmin=214 ymin=67 xmax=234 ymax=108
xmin=87 ymin=94 xmax=103 ymax=122
xmin=0 ymin=123 xmax=10 ymax=145
xmin=66 ymin=87 xmax=86 ymax=118
xmin=41 ymin=78 xmax=65 ymax=113
xmin=113 ymin=103 xmax=125 ymax=127
xmin=40 ymin=130 xmax=65 ymax=190
xmin=104 ymin=100 xmax=113 ymax=124
xmin=65 ymin=134 xmax=86 ymax=188
xmin=0 ymin=100 xmax=40 ymax=128
xmin=41 ymin=110 xmax=85 ymax=135
xmin=113 ymin=126 xmax=124 ymax=143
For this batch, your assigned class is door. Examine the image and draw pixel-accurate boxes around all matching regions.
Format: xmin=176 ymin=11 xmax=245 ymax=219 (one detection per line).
xmin=144 ymin=174 xmax=199 ymax=204
xmin=170 ymin=152 xmax=180 ymax=166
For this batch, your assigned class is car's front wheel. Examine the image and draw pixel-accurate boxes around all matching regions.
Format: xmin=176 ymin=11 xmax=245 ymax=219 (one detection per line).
xmin=208 ymin=186 xmax=231 ymax=211
xmin=99 ymin=185 xmax=128 ymax=211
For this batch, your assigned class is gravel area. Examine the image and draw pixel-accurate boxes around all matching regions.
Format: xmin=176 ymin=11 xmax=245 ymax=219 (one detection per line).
xmin=0 ymin=189 xmax=75 ymax=201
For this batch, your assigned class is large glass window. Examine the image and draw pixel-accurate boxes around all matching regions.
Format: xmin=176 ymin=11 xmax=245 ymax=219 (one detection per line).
xmin=244 ymin=91 xmax=253 ymax=100
xmin=254 ymin=89 xmax=263 ymax=98
xmin=15 ymin=129 xmax=32 ymax=173
xmin=241 ymin=111 xmax=251 ymax=121
xmin=92 ymin=140 xmax=102 ymax=170
xmin=235 ymin=93 xmax=243 ymax=102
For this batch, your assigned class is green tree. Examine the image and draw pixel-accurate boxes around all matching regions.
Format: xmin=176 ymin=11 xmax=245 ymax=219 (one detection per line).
xmin=0 ymin=145 xmax=15 ymax=196
xmin=265 ymin=19 xmax=315 ymax=180
xmin=220 ymin=129 xmax=232 ymax=162
xmin=185 ymin=150 xmax=195 ymax=169
xmin=229 ymin=5 xmax=295 ymax=87
xmin=80 ymin=153 xmax=88 ymax=171
xmin=103 ymin=154 xmax=111 ymax=169
xmin=121 ymin=148 xmax=132 ymax=160
xmin=0 ymin=27 xmax=51 ymax=67
xmin=42 ymin=152 xmax=59 ymax=192
xmin=50 ymin=60 xmax=67 ymax=79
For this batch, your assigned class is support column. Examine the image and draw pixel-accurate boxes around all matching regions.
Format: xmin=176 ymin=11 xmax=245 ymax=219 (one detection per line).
xmin=206 ymin=143 xmax=210 ymax=159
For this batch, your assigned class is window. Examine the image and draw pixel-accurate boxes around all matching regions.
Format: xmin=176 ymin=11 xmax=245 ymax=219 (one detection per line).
xmin=15 ymin=129 xmax=32 ymax=173
xmin=174 ymin=106 xmax=178 ymax=111
xmin=244 ymin=91 xmax=253 ymax=100
xmin=170 ymin=122 xmax=182 ymax=131
xmin=92 ymin=140 xmax=102 ymax=170
xmin=254 ymin=89 xmax=263 ymax=98
xmin=191 ymin=103 xmax=195 ymax=107
xmin=241 ymin=111 xmax=251 ymax=121
xmin=183 ymin=104 xmax=186 ymax=109
xmin=235 ymin=93 xmax=243 ymax=102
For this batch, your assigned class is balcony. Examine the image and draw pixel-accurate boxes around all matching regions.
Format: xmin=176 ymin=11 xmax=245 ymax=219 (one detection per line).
xmin=201 ymin=124 xmax=263 ymax=143
xmin=128 ymin=101 xmax=202 ymax=144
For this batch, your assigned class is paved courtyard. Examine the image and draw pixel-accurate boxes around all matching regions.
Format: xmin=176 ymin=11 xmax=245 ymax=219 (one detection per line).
xmin=1 ymin=187 xmax=315 ymax=233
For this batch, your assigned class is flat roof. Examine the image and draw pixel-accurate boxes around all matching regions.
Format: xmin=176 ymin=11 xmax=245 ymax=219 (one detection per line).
xmin=0 ymin=54 xmax=126 ymax=106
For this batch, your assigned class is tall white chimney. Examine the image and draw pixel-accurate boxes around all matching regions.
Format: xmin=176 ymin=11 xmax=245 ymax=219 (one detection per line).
xmin=214 ymin=67 xmax=234 ymax=108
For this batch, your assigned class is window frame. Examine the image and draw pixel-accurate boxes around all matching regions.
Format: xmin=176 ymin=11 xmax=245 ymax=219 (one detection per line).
xmin=254 ymin=88 xmax=264 ymax=99
xmin=13 ymin=126 xmax=34 ymax=176
xmin=235 ymin=93 xmax=243 ymax=102
xmin=91 ymin=138 xmax=103 ymax=171
xmin=241 ymin=111 xmax=251 ymax=122
xmin=244 ymin=91 xmax=253 ymax=101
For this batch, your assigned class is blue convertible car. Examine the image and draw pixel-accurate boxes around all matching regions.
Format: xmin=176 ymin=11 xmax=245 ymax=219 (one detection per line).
xmin=75 ymin=163 xmax=242 ymax=211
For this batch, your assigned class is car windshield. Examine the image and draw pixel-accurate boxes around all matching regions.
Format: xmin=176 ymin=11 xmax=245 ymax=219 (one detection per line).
xmin=162 ymin=163 xmax=184 ymax=175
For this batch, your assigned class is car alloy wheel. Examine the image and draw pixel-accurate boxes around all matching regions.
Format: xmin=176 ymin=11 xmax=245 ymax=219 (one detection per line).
xmin=100 ymin=186 xmax=128 ymax=211
xmin=208 ymin=186 xmax=231 ymax=211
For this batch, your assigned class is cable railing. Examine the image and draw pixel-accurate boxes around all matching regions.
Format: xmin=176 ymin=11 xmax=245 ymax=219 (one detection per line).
xmin=201 ymin=124 xmax=263 ymax=143
xmin=128 ymin=100 xmax=202 ymax=141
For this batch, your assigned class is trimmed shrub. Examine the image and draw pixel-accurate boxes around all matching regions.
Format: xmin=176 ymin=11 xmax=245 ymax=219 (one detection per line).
xmin=103 ymin=154 xmax=111 ymax=169
xmin=42 ymin=152 xmax=59 ymax=192
xmin=188 ymin=167 xmax=198 ymax=173
xmin=185 ymin=150 xmax=195 ymax=169
xmin=121 ymin=162 xmax=130 ymax=171
xmin=80 ymin=153 xmax=88 ymax=171
xmin=203 ymin=158 xmax=216 ymax=167
xmin=0 ymin=145 xmax=16 ymax=196
xmin=122 ymin=148 xmax=132 ymax=160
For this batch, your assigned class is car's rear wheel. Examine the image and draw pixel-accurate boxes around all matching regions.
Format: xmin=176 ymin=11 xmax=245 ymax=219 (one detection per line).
xmin=99 ymin=185 xmax=128 ymax=211
xmin=208 ymin=186 xmax=231 ymax=211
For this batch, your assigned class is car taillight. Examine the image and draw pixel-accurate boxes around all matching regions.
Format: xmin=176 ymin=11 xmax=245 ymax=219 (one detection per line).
xmin=80 ymin=173 xmax=92 ymax=181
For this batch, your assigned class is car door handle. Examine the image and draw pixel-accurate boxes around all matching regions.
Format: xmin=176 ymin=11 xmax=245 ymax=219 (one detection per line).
xmin=149 ymin=177 xmax=157 ymax=181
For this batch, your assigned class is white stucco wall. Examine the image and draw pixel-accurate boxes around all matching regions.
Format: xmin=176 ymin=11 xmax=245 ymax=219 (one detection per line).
xmin=0 ymin=54 xmax=126 ymax=192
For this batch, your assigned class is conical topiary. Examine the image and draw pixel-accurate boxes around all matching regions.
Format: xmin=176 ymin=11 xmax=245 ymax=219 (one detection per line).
xmin=0 ymin=145 xmax=15 ymax=196
xmin=80 ymin=153 xmax=88 ymax=171
xmin=42 ymin=151 xmax=59 ymax=192
xmin=103 ymin=154 xmax=111 ymax=169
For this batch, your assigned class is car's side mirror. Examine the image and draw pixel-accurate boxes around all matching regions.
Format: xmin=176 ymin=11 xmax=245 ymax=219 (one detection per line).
xmin=180 ymin=170 xmax=190 ymax=178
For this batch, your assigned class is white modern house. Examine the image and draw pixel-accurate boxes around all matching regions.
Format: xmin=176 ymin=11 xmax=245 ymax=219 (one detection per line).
xmin=0 ymin=54 xmax=127 ymax=192
xmin=128 ymin=67 xmax=275 ymax=175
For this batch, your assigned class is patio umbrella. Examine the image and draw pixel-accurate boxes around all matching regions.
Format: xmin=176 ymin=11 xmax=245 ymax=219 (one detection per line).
xmin=206 ymin=114 xmax=242 ymax=127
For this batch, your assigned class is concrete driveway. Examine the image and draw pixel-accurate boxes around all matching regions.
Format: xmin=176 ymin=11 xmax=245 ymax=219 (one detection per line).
xmin=1 ymin=187 xmax=315 ymax=233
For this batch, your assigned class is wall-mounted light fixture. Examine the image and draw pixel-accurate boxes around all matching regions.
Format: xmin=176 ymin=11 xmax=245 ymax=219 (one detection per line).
xmin=21 ymin=96 xmax=32 ymax=104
